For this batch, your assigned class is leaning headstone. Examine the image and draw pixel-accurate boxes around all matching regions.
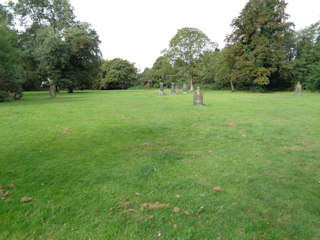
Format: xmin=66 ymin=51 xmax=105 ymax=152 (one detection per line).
xmin=183 ymin=84 xmax=187 ymax=94
xmin=193 ymin=86 xmax=203 ymax=105
xmin=170 ymin=82 xmax=176 ymax=95
xmin=295 ymin=81 xmax=302 ymax=96
xmin=159 ymin=82 xmax=165 ymax=96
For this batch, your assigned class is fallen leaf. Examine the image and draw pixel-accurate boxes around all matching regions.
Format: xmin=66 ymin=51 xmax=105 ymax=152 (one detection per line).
xmin=5 ymin=198 xmax=12 ymax=202
xmin=173 ymin=206 xmax=180 ymax=213
xmin=142 ymin=143 xmax=152 ymax=146
xmin=185 ymin=210 xmax=190 ymax=216
xmin=135 ymin=192 xmax=140 ymax=196
xmin=149 ymin=215 xmax=154 ymax=220
xmin=318 ymin=180 xmax=320 ymax=184
xmin=200 ymin=194 xmax=205 ymax=197
xmin=118 ymin=201 xmax=135 ymax=207
xmin=0 ymin=184 xmax=3 ymax=189
xmin=225 ymin=178 xmax=229 ymax=182
xmin=216 ymin=206 xmax=224 ymax=209
xmin=124 ymin=209 xmax=137 ymax=214
xmin=140 ymin=202 xmax=170 ymax=212
xmin=238 ymin=229 xmax=244 ymax=235
xmin=7 ymin=184 xmax=14 ymax=188
xmin=21 ymin=197 xmax=33 ymax=203
xmin=162 ymin=147 xmax=166 ymax=151
xmin=213 ymin=186 xmax=222 ymax=192
xmin=242 ymin=134 xmax=246 ymax=137
xmin=217 ymin=237 xmax=221 ymax=240
xmin=199 ymin=206 xmax=204 ymax=211
xmin=3 ymin=191 xmax=10 ymax=197
xmin=232 ymin=203 xmax=238 ymax=206
xmin=176 ymin=194 xmax=181 ymax=198
xmin=173 ymin=224 xmax=177 ymax=229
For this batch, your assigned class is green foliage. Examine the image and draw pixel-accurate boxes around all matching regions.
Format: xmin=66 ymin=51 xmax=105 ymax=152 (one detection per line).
xmin=14 ymin=0 xmax=76 ymax=30
xmin=0 ymin=15 xmax=23 ymax=101
xmin=135 ymin=67 xmax=151 ymax=88
xmin=99 ymin=58 xmax=137 ymax=90
xmin=150 ymin=56 xmax=174 ymax=88
xmin=225 ymin=0 xmax=294 ymax=90
xmin=34 ymin=23 xmax=101 ymax=92
xmin=164 ymin=27 xmax=217 ymax=90
xmin=294 ymin=22 xmax=320 ymax=90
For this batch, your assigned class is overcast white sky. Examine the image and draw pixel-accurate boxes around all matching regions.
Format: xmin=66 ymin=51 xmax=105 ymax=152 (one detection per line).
xmin=2 ymin=0 xmax=320 ymax=70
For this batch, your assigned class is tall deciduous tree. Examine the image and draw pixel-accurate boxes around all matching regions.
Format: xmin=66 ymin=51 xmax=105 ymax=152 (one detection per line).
xmin=225 ymin=0 xmax=294 ymax=90
xmin=164 ymin=27 xmax=217 ymax=91
xmin=35 ymin=23 xmax=101 ymax=94
xmin=14 ymin=0 xmax=76 ymax=31
xmin=0 ymin=4 xmax=23 ymax=101
xmin=294 ymin=21 xmax=320 ymax=90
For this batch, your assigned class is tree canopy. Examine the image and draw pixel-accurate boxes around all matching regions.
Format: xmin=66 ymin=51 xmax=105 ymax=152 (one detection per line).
xmin=99 ymin=58 xmax=137 ymax=90
xmin=225 ymin=0 xmax=294 ymax=90
xmin=164 ymin=27 xmax=217 ymax=91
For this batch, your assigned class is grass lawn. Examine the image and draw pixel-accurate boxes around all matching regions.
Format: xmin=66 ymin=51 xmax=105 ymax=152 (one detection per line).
xmin=0 ymin=89 xmax=319 ymax=239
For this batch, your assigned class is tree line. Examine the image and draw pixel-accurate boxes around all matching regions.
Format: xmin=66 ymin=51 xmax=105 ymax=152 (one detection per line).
xmin=1 ymin=0 xmax=319 ymax=101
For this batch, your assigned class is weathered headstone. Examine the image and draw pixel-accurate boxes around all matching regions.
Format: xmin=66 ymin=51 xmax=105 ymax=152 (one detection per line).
xmin=183 ymin=84 xmax=187 ymax=94
xmin=193 ymin=86 xmax=203 ymax=105
xmin=176 ymin=85 xmax=180 ymax=94
xmin=159 ymin=82 xmax=165 ymax=96
xmin=170 ymin=82 xmax=176 ymax=95
xmin=49 ymin=85 xmax=56 ymax=99
xmin=295 ymin=81 xmax=302 ymax=96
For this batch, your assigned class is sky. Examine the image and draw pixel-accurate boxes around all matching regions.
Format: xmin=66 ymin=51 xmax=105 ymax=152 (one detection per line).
xmin=2 ymin=0 xmax=320 ymax=70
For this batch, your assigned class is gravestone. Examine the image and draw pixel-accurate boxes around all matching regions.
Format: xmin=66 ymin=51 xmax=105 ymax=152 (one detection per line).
xmin=170 ymin=82 xmax=176 ymax=95
xmin=159 ymin=82 xmax=165 ymax=96
xmin=176 ymin=85 xmax=180 ymax=94
xmin=49 ymin=85 xmax=56 ymax=99
xmin=193 ymin=86 xmax=203 ymax=105
xmin=295 ymin=81 xmax=302 ymax=96
xmin=183 ymin=84 xmax=187 ymax=94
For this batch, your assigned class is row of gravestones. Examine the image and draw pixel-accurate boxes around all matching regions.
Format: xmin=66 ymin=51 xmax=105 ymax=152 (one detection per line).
xmin=158 ymin=81 xmax=302 ymax=106
xmin=159 ymin=82 xmax=203 ymax=105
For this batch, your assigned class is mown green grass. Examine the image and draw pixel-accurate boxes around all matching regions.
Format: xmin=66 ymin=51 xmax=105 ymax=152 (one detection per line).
xmin=0 ymin=90 xmax=319 ymax=239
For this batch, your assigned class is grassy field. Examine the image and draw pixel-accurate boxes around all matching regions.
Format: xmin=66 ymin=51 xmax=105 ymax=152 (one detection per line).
xmin=0 ymin=90 xmax=319 ymax=239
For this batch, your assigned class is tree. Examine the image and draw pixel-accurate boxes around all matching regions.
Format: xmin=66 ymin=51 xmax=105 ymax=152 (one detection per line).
xmin=164 ymin=27 xmax=217 ymax=91
xmin=294 ymin=21 xmax=320 ymax=90
xmin=213 ymin=49 xmax=233 ymax=91
xmin=136 ymin=67 xmax=151 ymax=88
xmin=0 ymin=4 xmax=23 ymax=101
xmin=14 ymin=0 xmax=76 ymax=31
xmin=196 ymin=50 xmax=220 ymax=85
xmin=99 ymin=58 xmax=137 ymax=90
xmin=225 ymin=0 xmax=294 ymax=90
xmin=150 ymin=56 xmax=174 ymax=88
xmin=35 ymin=23 xmax=101 ymax=94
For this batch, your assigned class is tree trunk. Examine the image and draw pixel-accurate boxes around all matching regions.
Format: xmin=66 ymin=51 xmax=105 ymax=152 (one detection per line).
xmin=190 ymin=72 xmax=194 ymax=91
xmin=68 ymin=87 xmax=74 ymax=93
xmin=230 ymin=80 xmax=235 ymax=92
xmin=49 ymin=84 xmax=56 ymax=98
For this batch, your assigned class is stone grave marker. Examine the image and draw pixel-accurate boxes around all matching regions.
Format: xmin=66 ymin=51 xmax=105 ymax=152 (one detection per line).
xmin=159 ymin=82 xmax=165 ymax=96
xmin=183 ymin=84 xmax=187 ymax=94
xmin=193 ymin=86 xmax=203 ymax=105
xmin=295 ymin=81 xmax=302 ymax=96
xmin=170 ymin=82 xmax=176 ymax=95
